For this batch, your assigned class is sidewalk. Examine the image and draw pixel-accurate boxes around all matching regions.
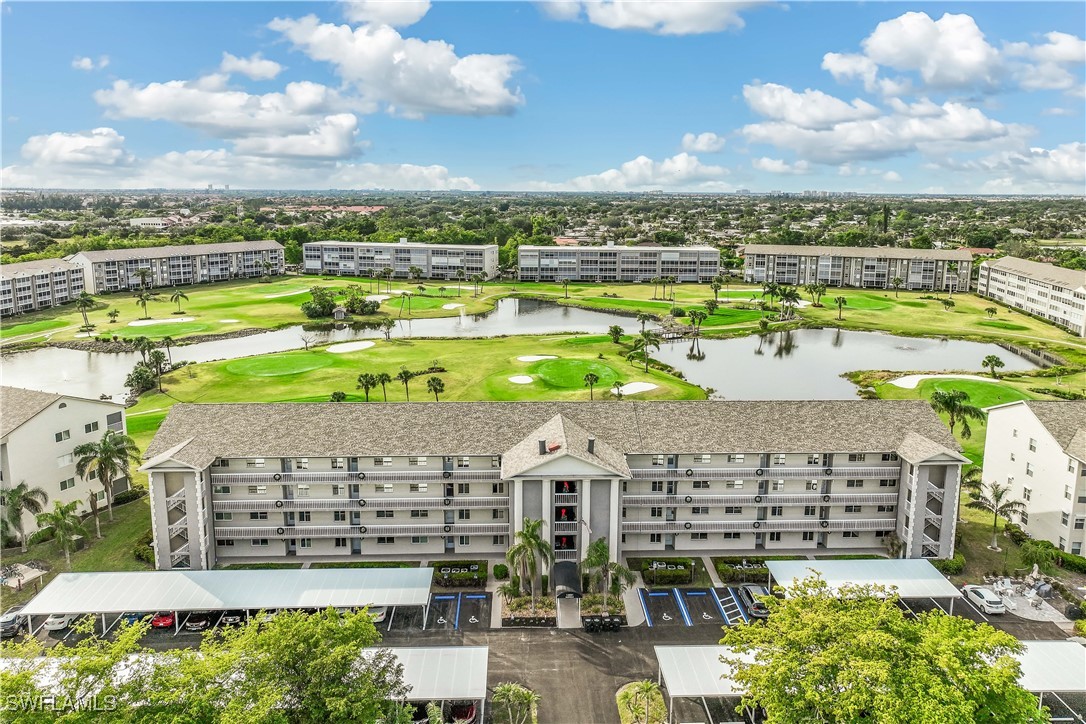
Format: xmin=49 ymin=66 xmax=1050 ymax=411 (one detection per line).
xmin=622 ymin=570 xmax=647 ymax=627
xmin=702 ymin=556 xmax=724 ymax=587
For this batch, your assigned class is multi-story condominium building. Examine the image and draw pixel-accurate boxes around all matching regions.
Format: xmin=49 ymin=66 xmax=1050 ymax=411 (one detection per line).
xmin=741 ymin=245 xmax=973 ymax=291
xmin=303 ymin=240 xmax=499 ymax=280
xmin=67 ymin=241 xmax=285 ymax=294
xmin=0 ymin=259 xmax=86 ymax=316
xmin=517 ymin=243 xmax=720 ymax=283
xmin=142 ymin=400 xmax=965 ymax=571
xmin=1 ymin=386 xmax=128 ymax=541
xmin=977 ymin=256 xmax=1086 ymax=337
xmin=983 ymin=401 xmax=1086 ymax=555
xmin=129 ymin=217 xmax=174 ymax=231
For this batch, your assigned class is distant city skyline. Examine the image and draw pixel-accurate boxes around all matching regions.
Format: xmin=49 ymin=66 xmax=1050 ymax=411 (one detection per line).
xmin=2 ymin=1 xmax=1083 ymax=194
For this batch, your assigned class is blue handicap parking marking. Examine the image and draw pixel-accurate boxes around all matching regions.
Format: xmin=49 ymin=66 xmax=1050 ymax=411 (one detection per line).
xmin=639 ymin=588 xmax=653 ymax=627
xmin=673 ymin=588 xmax=693 ymax=626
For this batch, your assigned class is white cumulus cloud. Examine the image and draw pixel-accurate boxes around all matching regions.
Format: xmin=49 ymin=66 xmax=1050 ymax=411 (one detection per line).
xmin=231 ymin=114 xmax=363 ymax=159
xmin=20 ymin=127 xmax=132 ymax=167
xmin=341 ymin=0 xmax=431 ymax=27
xmin=219 ymin=52 xmax=283 ymax=81
xmin=538 ymin=1 xmax=766 ymax=35
xmin=681 ymin=132 xmax=726 ymax=153
xmin=752 ymin=157 xmax=810 ymax=174
xmin=742 ymin=83 xmax=880 ymax=130
xmin=72 ymin=55 xmax=109 ymax=71
xmin=525 ymin=152 xmax=726 ymax=191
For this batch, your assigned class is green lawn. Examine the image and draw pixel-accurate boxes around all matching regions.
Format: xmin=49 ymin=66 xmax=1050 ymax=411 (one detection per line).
xmin=309 ymin=561 xmax=420 ymax=569
xmin=0 ymin=318 xmax=70 ymax=339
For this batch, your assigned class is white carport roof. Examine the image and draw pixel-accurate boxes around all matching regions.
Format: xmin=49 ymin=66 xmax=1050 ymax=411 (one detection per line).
xmin=20 ymin=568 xmax=433 ymax=616
xmin=655 ymin=646 xmax=752 ymax=699
xmin=1017 ymin=641 xmax=1086 ymax=693
xmin=766 ymin=559 xmax=962 ymax=600
xmin=387 ymin=647 xmax=489 ymax=701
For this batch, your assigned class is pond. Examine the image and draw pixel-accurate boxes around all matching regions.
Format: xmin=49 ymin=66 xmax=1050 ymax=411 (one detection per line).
xmin=653 ymin=328 xmax=1037 ymax=400
xmin=1 ymin=299 xmax=1038 ymax=402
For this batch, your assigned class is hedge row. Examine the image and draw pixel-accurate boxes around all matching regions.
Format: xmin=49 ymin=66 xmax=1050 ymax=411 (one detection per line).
xmin=433 ymin=560 xmax=488 ymax=588
xmin=112 ymin=488 xmax=147 ymax=506
xmin=1005 ymin=523 xmax=1086 ymax=574
xmin=931 ymin=553 xmax=965 ymax=575
xmin=638 ymin=557 xmax=696 ymax=586
xmin=133 ymin=529 xmax=154 ymax=565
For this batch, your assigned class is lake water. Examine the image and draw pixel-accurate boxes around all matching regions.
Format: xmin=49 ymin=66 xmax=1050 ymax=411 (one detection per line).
xmin=1 ymin=299 xmax=1037 ymax=401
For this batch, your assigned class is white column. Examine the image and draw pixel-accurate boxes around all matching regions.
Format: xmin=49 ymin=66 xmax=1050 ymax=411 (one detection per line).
xmin=512 ymin=479 xmax=524 ymax=534
xmin=610 ymin=478 xmax=621 ymax=561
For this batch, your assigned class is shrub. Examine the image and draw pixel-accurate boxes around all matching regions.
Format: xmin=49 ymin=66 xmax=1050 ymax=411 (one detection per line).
xmin=639 ymin=557 xmax=695 ymax=586
xmin=931 ymin=553 xmax=965 ymax=575
xmin=541 ymin=574 xmax=549 ymax=595
xmin=432 ymin=560 xmax=488 ymax=588
xmin=1003 ymin=522 xmax=1030 ymax=545
xmin=1076 ymin=619 xmax=1086 ymax=638
xmin=671 ymin=307 xmax=687 ymax=317
xmin=133 ymin=529 xmax=154 ymax=565
xmin=1028 ymin=387 xmax=1086 ymax=400
xmin=111 ymin=488 xmax=147 ymax=506
xmin=1066 ymin=604 xmax=1084 ymax=621
xmin=1055 ymin=549 xmax=1086 ymax=575
xmin=510 ymin=574 xmax=521 ymax=594
xmin=494 ymin=563 xmax=509 ymax=580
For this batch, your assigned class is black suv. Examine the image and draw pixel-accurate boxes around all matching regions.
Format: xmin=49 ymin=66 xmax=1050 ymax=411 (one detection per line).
xmin=737 ymin=584 xmax=770 ymax=619
xmin=184 ymin=612 xmax=213 ymax=632
xmin=0 ymin=606 xmax=27 ymax=639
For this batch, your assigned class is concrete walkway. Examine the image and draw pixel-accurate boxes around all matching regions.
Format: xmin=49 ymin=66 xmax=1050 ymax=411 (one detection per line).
xmin=622 ymin=570 xmax=647 ymax=627
xmin=557 ymin=597 xmax=581 ymax=629
xmin=702 ymin=556 xmax=724 ymax=587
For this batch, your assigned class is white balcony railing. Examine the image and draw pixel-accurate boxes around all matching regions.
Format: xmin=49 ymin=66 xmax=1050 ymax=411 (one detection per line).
xmin=166 ymin=491 xmax=186 ymax=512
xmin=212 ymin=496 xmax=510 ymax=512
xmin=168 ymin=521 xmax=188 ymax=540
xmin=554 ymin=493 xmax=579 ymax=505
xmin=555 ymin=550 xmax=579 ymax=561
xmin=628 ymin=466 xmax=900 ymax=481
xmin=927 ymin=486 xmax=945 ymax=502
xmin=621 ymin=493 xmax=898 ymax=507
xmin=553 ymin=521 xmax=580 ymax=533
xmin=211 ymin=470 xmax=501 ymax=484
xmin=621 ymin=518 xmax=897 ymax=534
xmin=213 ymin=522 xmax=510 ymax=539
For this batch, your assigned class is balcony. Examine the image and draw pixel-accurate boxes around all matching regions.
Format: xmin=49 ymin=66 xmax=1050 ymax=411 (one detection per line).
xmin=628 ymin=466 xmax=900 ymax=481
xmin=213 ymin=522 xmax=510 ymax=539
xmin=621 ymin=518 xmax=896 ymax=534
xmin=555 ymin=550 xmax=579 ymax=562
xmin=554 ymin=493 xmax=579 ymax=505
xmin=166 ymin=491 xmax=186 ymax=512
xmin=211 ymin=470 xmax=501 ymax=484
xmin=621 ymin=493 xmax=898 ymax=506
xmin=553 ymin=521 xmax=580 ymax=534
xmin=212 ymin=496 xmax=510 ymax=512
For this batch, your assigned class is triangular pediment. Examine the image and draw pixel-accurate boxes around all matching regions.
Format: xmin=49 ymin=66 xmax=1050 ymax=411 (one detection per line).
xmin=501 ymin=414 xmax=630 ymax=478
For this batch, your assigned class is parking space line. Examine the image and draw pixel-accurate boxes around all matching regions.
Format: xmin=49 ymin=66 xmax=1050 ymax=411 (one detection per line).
xmin=673 ymin=589 xmax=693 ymax=627
xmin=638 ymin=589 xmax=653 ymax=628
xmin=711 ymin=590 xmax=731 ymax=624
xmin=454 ymin=593 xmax=462 ymax=630
xmin=729 ymin=589 xmax=750 ymax=623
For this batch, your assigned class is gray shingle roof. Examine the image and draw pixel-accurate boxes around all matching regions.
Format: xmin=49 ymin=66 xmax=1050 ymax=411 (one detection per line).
xmin=144 ymin=400 xmax=961 ymax=470
xmin=741 ymin=244 xmax=973 ymax=261
xmin=307 ymin=240 xmax=498 ymax=251
xmin=0 ymin=258 xmax=82 ymax=281
xmin=69 ymin=240 xmax=283 ymax=263
xmin=500 ymin=413 xmax=631 ymax=478
xmin=1 ymin=386 xmax=62 ymax=438
xmin=981 ymin=256 xmax=1086 ymax=291
xmin=1024 ymin=401 xmax=1086 ymax=459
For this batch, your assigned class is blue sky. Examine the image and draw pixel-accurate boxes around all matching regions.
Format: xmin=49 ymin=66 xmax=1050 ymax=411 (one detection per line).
xmin=2 ymin=1 xmax=1083 ymax=192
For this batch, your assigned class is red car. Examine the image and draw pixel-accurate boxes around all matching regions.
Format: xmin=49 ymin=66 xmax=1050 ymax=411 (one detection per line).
xmin=150 ymin=612 xmax=175 ymax=629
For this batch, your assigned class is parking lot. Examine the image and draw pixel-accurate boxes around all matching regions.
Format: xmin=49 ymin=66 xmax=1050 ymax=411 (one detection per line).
xmin=638 ymin=587 xmax=758 ymax=627
xmin=426 ymin=592 xmax=492 ymax=631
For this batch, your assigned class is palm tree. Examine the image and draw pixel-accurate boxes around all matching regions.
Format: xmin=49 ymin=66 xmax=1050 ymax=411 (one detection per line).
xmin=427 ymin=376 xmax=445 ymax=401
xmin=161 ymin=336 xmax=175 ymax=365
xmin=958 ymin=466 xmax=983 ymax=522
xmin=625 ymin=680 xmax=662 ymax=724
xmin=107 ymin=309 xmax=120 ymax=324
xmin=357 ymin=372 xmax=378 ymax=401
xmin=584 ymin=372 xmax=599 ymax=400
xmin=710 ymin=281 xmax=722 ymax=301
xmin=492 ymin=683 xmax=540 ymax=724
xmin=376 ymin=372 xmax=392 ymax=401
xmin=667 ymin=276 xmax=677 ymax=301
xmin=470 ymin=273 xmax=484 ymax=296
xmin=890 ymin=276 xmax=904 ymax=297
xmin=946 ymin=261 xmax=959 ymax=297
xmin=704 ymin=299 xmax=719 ymax=314
xmin=135 ymin=291 xmax=156 ymax=320
xmin=438 ymin=286 xmax=447 ymax=297
xmin=583 ymin=537 xmax=634 ymax=613
xmin=985 ymin=307 xmax=998 ymax=319
xmin=2 ymin=481 xmax=49 ymax=552
xmin=396 ymin=367 xmax=415 ymax=401
xmin=408 ymin=266 xmax=423 ymax=284
xmin=636 ymin=312 xmax=654 ymax=333
xmin=688 ymin=309 xmax=707 ymax=334
xmin=75 ymin=291 xmax=95 ymax=329
xmin=506 ymin=517 xmax=554 ymax=614
xmin=73 ymin=429 xmax=142 ymax=521
xmin=379 ymin=317 xmax=396 ymax=340
xmin=982 ymin=354 xmax=1005 ymax=379
xmin=148 ymin=349 xmax=167 ymax=391
xmin=135 ymin=267 xmax=152 ymax=290
xmin=761 ymin=281 xmax=779 ymax=310
xmin=941 ymin=298 xmax=956 ymax=312
xmin=455 ymin=269 xmax=466 ymax=296
xmin=650 ymin=276 xmax=660 ymax=300
xmin=628 ymin=329 xmax=662 ymax=372
xmin=31 ymin=500 xmax=88 ymax=570
xmin=929 ymin=389 xmax=985 ymax=439
xmin=611 ymin=380 xmax=625 ymax=400
xmin=132 ymin=336 xmax=153 ymax=364
xmin=777 ymin=285 xmax=800 ymax=320
xmin=87 ymin=489 xmax=103 ymax=540
xmin=967 ymin=480 xmax=1027 ymax=552
xmin=170 ymin=288 xmax=188 ymax=314
xmin=834 ymin=295 xmax=847 ymax=321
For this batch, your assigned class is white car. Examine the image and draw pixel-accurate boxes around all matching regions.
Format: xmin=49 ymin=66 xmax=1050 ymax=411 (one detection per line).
xmin=366 ymin=606 xmax=387 ymax=623
xmin=963 ymin=585 xmax=1007 ymax=615
xmin=43 ymin=613 xmax=81 ymax=631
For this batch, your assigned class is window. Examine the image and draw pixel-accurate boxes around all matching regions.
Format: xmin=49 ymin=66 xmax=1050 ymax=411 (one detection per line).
xmin=331 ymin=458 xmax=345 ymax=469
xmin=802 ymin=505 xmax=816 ymax=516
xmin=772 ymin=480 xmax=785 ymax=491
xmin=768 ymin=532 xmax=782 ymax=542
xmin=1023 ymin=487 xmax=1032 ymax=502
xmin=334 ymin=511 xmax=347 ymax=522
xmin=250 ymin=512 xmax=268 ymax=520
xmin=95 ymin=490 xmax=105 ymax=502
xmin=377 ymin=537 xmax=395 ymax=545
xmin=410 ymin=510 xmax=429 ymax=519
xmin=297 ymin=511 xmax=311 ymax=522
xmin=650 ymin=507 xmax=663 ymax=518
xmin=214 ymin=512 xmax=232 ymax=521
xmin=846 ymin=479 xmax=864 ymax=488
xmin=807 ymin=454 xmax=820 ymax=465
xmin=217 ymin=539 xmax=234 ymax=547
xmin=84 ymin=421 xmax=99 ymax=434
xmin=622 ymin=507 xmax=627 ymax=519
xmin=773 ymin=454 xmax=786 ymax=466
xmin=409 ymin=483 xmax=428 ymax=493
xmin=622 ymin=481 xmax=627 ymax=493
xmin=492 ymin=482 xmax=506 ymax=494
xmin=334 ymin=538 xmax=347 ymax=548
xmin=1065 ymin=485 xmax=1072 ymax=500
xmin=376 ymin=510 xmax=394 ymax=519
xmin=374 ymin=457 xmax=392 ymax=467
xmin=294 ymin=458 xmax=309 ymax=470
xmin=693 ymin=481 xmax=710 ymax=490
xmin=213 ymin=485 xmax=231 ymax=495
xmin=300 ymin=539 xmax=312 ymax=549
xmin=374 ymin=484 xmax=393 ymax=494
xmin=59 ymin=478 xmax=76 ymax=491
xmin=458 ymin=483 xmax=471 ymax=495
xmin=457 ymin=536 xmax=470 ymax=546
xmin=411 ymin=536 xmax=429 ymax=544
xmin=877 ymin=505 xmax=896 ymax=513
xmin=1070 ymin=459 xmax=1077 ymax=473
xmin=251 ymin=539 xmax=269 ymax=547
xmin=409 ymin=456 xmax=428 ymax=466
xmin=56 ymin=453 xmax=73 ymax=467
xmin=651 ymin=481 xmax=664 ymax=492
xmin=248 ymin=485 xmax=267 ymax=495
xmin=1061 ymin=512 xmax=1070 ymax=526
xmin=457 ymin=457 xmax=470 ymax=468
xmin=802 ymin=531 xmax=815 ymax=542
xmin=727 ymin=454 xmax=745 ymax=464
xmin=651 ymin=455 xmax=665 ymax=466
xmin=492 ymin=509 xmax=505 ymax=520
xmin=212 ymin=458 xmax=229 ymax=468
xmin=842 ymin=531 xmax=860 ymax=539
xmin=1013 ymin=428 xmax=1018 ymax=437
xmin=724 ymin=506 xmax=743 ymax=514
xmin=1010 ymin=453 xmax=1016 ymax=462
xmin=693 ymin=455 xmax=711 ymax=464
xmin=725 ymin=480 xmax=744 ymax=490
xmin=844 ymin=505 xmax=862 ymax=513
xmin=458 ymin=510 xmax=471 ymax=521
xmin=1073 ymin=542 xmax=1083 ymax=555
xmin=771 ymin=506 xmax=783 ymax=517
xmin=105 ymin=411 xmax=123 ymax=430
xmin=691 ymin=532 xmax=708 ymax=541
xmin=691 ymin=506 xmax=709 ymax=515
xmin=55 ymin=430 xmax=70 ymax=442
xmin=1020 ymin=511 xmax=1029 ymax=525
xmin=1025 ymin=463 xmax=1034 ymax=477
xmin=805 ymin=480 xmax=818 ymax=491
xmin=1059 ymin=537 xmax=1066 ymax=549
xmin=649 ymin=534 xmax=662 ymax=543
xmin=1028 ymin=438 xmax=1037 ymax=452
xmin=722 ymin=532 xmax=742 ymax=540
xmin=879 ymin=479 xmax=896 ymax=487
xmin=247 ymin=458 xmax=265 ymax=468
xmin=491 ymin=456 xmax=500 ymax=469
xmin=848 ymin=453 xmax=866 ymax=462
xmin=296 ymin=485 xmax=310 ymax=498
xmin=88 ymin=469 xmax=97 ymax=480
xmin=881 ymin=453 xmax=898 ymax=462
xmin=1075 ymin=518 xmax=1085 ymax=530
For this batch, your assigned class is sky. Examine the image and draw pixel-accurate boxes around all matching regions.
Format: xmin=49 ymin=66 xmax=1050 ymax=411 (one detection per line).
xmin=1 ymin=1 xmax=1084 ymax=194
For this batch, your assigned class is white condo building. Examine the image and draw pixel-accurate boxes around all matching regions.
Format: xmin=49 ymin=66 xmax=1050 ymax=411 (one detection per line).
xmin=67 ymin=241 xmax=285 ymax=294
xmin=977 ymin=257 xmax=1086 ymax=337
xmin=142 ymin=400 xmax=965 ymax=571
xmin=303 ymin=240 xmax=499 ymax=280
xmin=983 ymin=401 xmax=1086 ymax=555
xmin=0 ymin=258 xmax=86 ymax=316
xmin=1 ymin=387 xmax=128 ymax=541
xmin=742 ymin=245 xmax=973 ymax=291
xmin=517 ymin=243 xmax=720 ymax=283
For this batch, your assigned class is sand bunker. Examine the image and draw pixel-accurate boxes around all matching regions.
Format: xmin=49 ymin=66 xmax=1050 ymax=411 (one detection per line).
xmin=442 ymin=303 xmax=466 ymax=310
xmin=517 ymin=355 xmax=558 ymax=362
xmin=327 ymin=341 xmax=376 ymax=354
xmin=128 ymin=317 xmax=195 ymax=327
xmin=218 ymin=318 xmax=240 ymax=323
xmin=365 ymin=295 xmax=390 ymax=302
xmin=508 ymin=376 xmax=534 ymax=384
xmin=889 ymin=374 xmax=992 ymax=389
xmin=617 ymin=382 xmax=658 ymax=395
xmin=263 ymin=289 xmax=310 ymax=299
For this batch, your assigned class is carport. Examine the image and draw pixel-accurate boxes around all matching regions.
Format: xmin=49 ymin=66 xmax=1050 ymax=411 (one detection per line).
xmin=765 ymin=558 xmax=962 ymax=614
xmin=654 ymin=645 xmax=753 ymax=724
xmin=383 ymin=646 xmax=489 ymax=722
xmin=1017 ymin=640 xmax=1086 ymax=722
xmin=19 ymin=568 xmax=434 ymax=636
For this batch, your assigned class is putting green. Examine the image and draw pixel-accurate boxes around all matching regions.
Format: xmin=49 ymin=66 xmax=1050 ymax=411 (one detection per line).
xmin=975 ymin=320 xmax=1030 ymax=331
xmin=924 ymin=379 xmax=1033 ymax=408
xmin=224 ymin=352 xmax=335 ymax=377
xmin=838 ymin=295 xmax=894 ymax=311
xmin=531 ymin=358 xmax=621 ymax=388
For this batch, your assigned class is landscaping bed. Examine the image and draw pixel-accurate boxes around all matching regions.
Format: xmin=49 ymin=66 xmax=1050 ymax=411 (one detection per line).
xmin=501 ymin=595 xmax=557 ymax=627
xmin=309 ymin=561 xmax=420 ymax=569
xmin=432 ymin=560 xmax=488 ymax=588
xmin=712 ymin=555 xmax=806 ymax=584
xmin=629 ymin=556 xmax=712 ymax=588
